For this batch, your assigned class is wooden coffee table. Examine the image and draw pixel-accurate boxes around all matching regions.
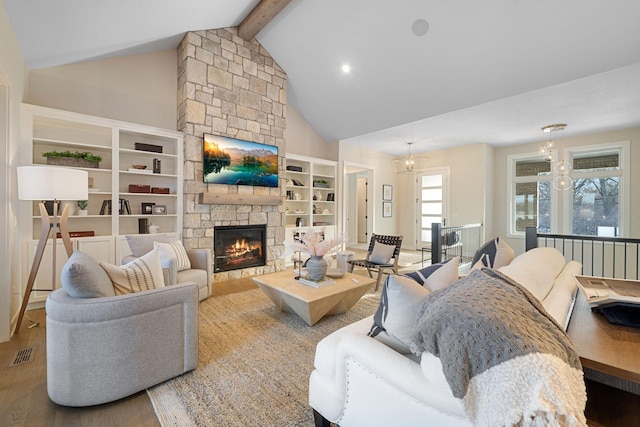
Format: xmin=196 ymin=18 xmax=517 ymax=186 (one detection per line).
xmin=253 ymin=271 xmax=376 ymax=326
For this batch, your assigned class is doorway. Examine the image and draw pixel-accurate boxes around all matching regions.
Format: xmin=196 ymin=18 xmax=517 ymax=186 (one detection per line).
xmin=343 ymin=162 xmax=374 ymax=248
xmin=416 ymin=167 xmax=450 ymax=249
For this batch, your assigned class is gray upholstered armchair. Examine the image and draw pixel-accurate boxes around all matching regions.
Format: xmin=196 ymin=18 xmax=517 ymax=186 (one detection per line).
xmin=123 ymin=234 xmax=212 ymax=301
xmin=46 ymin=282 xmax=199 ymax=406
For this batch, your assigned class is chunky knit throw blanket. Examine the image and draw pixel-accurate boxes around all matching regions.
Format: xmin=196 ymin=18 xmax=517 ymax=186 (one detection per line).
xmin=410 ymin=268 xmax=587 ymax=427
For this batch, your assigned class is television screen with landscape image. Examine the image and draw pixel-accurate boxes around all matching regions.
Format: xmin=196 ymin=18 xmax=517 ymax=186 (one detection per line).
xmin=203 ymin=134 xmax=278 ymax=187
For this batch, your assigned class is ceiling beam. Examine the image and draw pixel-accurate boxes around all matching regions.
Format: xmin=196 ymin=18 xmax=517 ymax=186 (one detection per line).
xmin=238 ymin=0 xmax=292 ymax=40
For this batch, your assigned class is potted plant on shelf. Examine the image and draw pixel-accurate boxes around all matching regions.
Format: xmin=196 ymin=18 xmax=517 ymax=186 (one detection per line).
xmin=313 ymin=179 xmax=329 ymax=188
xmin=77 ymin=200 xmax=89 ymax=216
xmin=42 ymin=150 xmax=102 ymax=168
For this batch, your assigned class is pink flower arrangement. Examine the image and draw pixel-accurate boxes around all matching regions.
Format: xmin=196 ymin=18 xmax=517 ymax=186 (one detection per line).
xmin=290 ymin=233 xmax=344 ymax=257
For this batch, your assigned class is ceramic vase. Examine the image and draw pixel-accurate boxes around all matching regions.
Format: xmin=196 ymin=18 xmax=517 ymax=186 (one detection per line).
xmin=306 ymin=255 xmax=328 ymax=281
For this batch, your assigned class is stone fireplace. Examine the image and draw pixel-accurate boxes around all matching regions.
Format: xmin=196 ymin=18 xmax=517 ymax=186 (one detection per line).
xmin=177 ymin=27 xmax=287 ymax=281
xmin=214 ymin=224 xmax=266 ymax=272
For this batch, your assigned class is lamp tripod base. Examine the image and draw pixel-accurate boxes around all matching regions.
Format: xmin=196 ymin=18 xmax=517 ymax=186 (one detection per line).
xmin=14 ymin=202 xmax=72 ymax=334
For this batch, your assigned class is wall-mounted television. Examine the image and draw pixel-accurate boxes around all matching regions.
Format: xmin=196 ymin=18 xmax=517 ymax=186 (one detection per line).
xmin=203 ymin=134 xmax=279 ymax=187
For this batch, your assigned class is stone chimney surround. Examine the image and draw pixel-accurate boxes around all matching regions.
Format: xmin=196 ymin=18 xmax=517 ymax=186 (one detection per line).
xmin=177 ymin=27 xmax=287 ymax=281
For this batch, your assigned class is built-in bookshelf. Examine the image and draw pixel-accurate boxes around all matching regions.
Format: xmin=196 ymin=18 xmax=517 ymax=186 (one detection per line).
xmin=21 ymin=104 xmax=183 ymax=302
xmin=284 ymin=154 xmax=337 ymax=264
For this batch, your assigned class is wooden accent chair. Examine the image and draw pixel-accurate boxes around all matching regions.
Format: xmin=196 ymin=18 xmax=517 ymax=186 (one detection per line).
xmin=348 ymin=234 xmax=403 ymax=291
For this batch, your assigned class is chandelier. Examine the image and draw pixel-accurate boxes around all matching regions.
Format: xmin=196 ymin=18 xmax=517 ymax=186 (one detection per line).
xmin=540 ymin=124 xmax=572 ymax=190
xmin=392 ymin=142 xmax=429 ymax=174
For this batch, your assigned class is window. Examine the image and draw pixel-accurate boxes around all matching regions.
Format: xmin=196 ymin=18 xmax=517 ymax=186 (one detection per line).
xmin=509 ymin=142 xmax=629 ymax=237
xmin=569 ymin=150 xmax=621 ymax=236
xmin=510 ymin=158 xmax=552 ymax=234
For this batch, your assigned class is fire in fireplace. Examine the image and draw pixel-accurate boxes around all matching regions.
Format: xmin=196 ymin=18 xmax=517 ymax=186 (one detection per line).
xmin=214 ymin=224 xmax=266 ymax=272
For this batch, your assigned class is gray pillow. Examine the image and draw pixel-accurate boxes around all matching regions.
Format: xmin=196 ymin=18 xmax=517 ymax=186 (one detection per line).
xmin=60 ymin=251 xmax=116 ymax=298
xmin=126 ymin=234 xmax=171 ymax=257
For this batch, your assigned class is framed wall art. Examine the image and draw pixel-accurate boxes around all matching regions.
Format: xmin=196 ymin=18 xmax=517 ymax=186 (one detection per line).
xmin=383 ymin=184 xmax=393 ymax=201
xmin=383 ymin=202 xmax=392 ymax=218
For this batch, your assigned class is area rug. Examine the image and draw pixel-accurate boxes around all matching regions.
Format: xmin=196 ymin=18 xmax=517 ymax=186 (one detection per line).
xmin=398 ymin=250 xmax=428 ymax=268
xmin=147 ymin=288 xmax=380 ymax=426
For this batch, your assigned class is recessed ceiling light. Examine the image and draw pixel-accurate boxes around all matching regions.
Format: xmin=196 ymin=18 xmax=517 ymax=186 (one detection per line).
xmin=411 ymin=19 xmax=429 ymax=37
xmin=341 ymin=64 xmax=351 ymax=74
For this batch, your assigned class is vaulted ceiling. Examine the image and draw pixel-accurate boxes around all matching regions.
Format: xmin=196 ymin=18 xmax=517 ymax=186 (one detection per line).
xmin=4 ymin=0 xmax=640 ymax=155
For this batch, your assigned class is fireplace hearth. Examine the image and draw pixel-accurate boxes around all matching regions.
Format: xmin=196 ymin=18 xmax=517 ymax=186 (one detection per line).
xmin=214 ymin=225 xmax=266 ymax=272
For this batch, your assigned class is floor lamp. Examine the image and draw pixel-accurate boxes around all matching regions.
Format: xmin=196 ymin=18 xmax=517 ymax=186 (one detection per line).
xmin=15 ymin=166 xmax=88 ymax=334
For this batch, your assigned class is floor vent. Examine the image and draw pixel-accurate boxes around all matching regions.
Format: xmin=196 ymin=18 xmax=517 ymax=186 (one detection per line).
xmin=8 ymin=346 xmax=36 ymax=367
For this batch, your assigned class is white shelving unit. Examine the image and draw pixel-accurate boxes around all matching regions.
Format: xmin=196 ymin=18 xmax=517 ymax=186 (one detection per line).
xmin=284 ymin=154 xmax=337 ymax=265
xmin=21 ymin=104 xmax=183 ymax=303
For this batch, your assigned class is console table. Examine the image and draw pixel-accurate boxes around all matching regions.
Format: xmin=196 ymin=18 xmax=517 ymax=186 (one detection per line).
xmin=567 ymin=291 xmax=640 ymax=425
xmin=567 ymin=291 xmax=640 ymax=385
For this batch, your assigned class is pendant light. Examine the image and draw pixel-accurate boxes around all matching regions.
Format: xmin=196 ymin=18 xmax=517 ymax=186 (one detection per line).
xmin=392 ymin=142 xmax=429 ymax=174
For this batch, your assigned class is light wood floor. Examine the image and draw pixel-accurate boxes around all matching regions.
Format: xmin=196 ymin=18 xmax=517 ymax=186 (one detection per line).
xmin=0 ymin=277 xmax=259 ymax=427
xmin=1 ymin=272 xmax=638 ymax=426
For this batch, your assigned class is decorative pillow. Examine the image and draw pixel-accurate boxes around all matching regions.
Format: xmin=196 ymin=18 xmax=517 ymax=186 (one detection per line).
xmin=369 ymin=241 xmax=396 ymax=264
xmin=154 ymin=240 xmax=191 ymax=272
xmin=369 ymin=274 xmax=431 ymax=353
xmin=405 ymin=256 xmax=460 ymax=292
xmin=60 ymin=251 xmax=116 ymax=298
xmin=126 ymin=234 xmax=171 ymax=257
xmin=497 ymin=247 xmax=567 ymax=302
xmin=471 ymin=237 xmax=514 ymax=270
xmin=100 ymin=249 xmax=165 ymax=295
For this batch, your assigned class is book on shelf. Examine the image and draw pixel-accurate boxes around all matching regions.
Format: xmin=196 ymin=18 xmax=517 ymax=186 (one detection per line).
xmin=56 ymin=231 xmax=95 ymax=238
xmin=298 ymin=277 xmax=335 ymax=288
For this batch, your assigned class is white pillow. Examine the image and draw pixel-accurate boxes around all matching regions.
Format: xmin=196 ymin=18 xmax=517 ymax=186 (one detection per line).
xmin=369 ymin=274 xmax=431 ymax=352
xmin=423 ymin=256 xmax=459 ymax=292
xmin=498 ymin=247 xmax=566 ymax=301
xmin=543 ymin=260 xmax=582 ymax=328
xmin=369 ymin=241 xmax=396 ymax=264
xmin=154 ymin=240 xmax=191 ymax=272
xmin=100 ymin=249 xmax=165 ymax=295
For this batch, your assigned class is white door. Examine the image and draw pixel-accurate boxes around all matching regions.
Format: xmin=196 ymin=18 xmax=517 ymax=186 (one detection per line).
xmin=417 ymin=168 xmax=450 ymax=249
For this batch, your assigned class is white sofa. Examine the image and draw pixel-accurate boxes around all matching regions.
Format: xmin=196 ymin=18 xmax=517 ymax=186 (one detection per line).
xmin=309 ymin=247 xmax=582 ymax=427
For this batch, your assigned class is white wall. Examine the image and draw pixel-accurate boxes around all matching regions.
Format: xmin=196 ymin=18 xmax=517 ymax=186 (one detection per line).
xmin=493 ymin=127 xmax=640 ymax=255
xmin=0 ymin=0 xmax=28 ymax=342
xmin=27 ymin=50 xmax=178 ymax=130
xmin=285 ymin=105 xmax=338 ymax=160
xmin=395 ymin=143 xmax=491 ymax=249
xmin=339 ymin=142 xmax=397 ymax=237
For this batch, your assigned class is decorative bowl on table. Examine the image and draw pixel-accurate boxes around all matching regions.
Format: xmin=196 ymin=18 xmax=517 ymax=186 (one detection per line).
xmin=325 ymin=268 xmax=345 ymax=279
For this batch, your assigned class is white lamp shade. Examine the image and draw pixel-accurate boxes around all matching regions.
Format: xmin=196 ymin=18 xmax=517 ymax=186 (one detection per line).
xmin=17 ymin=166 xmax=89 ymax=201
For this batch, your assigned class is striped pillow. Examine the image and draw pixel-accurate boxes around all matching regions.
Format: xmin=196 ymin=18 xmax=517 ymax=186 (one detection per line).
xmin=100 ymin=249 xmax=165 ymax=295
xmin=154 ymin=240 xmax=192 ymax=272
